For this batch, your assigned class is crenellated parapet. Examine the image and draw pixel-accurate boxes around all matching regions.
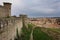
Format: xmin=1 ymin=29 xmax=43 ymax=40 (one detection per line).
xmin=0 ymin=18 xmax=15 ymax=32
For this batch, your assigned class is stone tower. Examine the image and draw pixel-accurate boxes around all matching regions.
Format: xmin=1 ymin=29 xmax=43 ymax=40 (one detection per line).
xmin=20 ymin=14 xmax=27 ymax=19
xmin=0 ymin=2 xmax=12 ymax=18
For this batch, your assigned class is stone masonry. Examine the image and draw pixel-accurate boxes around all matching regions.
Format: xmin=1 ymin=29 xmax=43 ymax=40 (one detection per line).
xmin=0 ymin=2 xmax=11 ymax=17
xmin=0 ymin=17 xmax=23 ymax=40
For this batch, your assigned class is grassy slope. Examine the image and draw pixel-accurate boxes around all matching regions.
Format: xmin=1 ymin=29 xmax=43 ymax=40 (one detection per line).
xmin=33 ymin=27 xmax=53 ymax=40
xmin=40 ymin=27 xmax=60 ymax=40
xmin=14 ymin=23 xmax=60 ymax=40
xmin=19 ymin=24 xmax=33 ymax=40
xmin=47 ymin=28 xmax=60 ymax=33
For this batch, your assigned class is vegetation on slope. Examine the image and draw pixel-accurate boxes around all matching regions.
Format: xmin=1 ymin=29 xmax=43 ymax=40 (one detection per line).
xmin=20 ymin=24 xmax=33 ymax=40
xmin=39 ymin=27 xmax=60 ymax=40
xmin=33 ymin=27 xmax=53 ymax=40
xmin=14 ymin=23 xmax=33 ymax=40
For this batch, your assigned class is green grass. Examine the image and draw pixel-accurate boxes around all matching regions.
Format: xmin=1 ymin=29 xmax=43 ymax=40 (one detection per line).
xmin=46 ymin=28 xmax=60 ymax=33
xmin=33 ymin=27 xmax=53 ymax=40
xmin=28 ymin=24 xmax=33 ymax=32
xmin=14 ymin=25 xmax=31 ymax=40
xmin=18 ymin=23 xmax=33 ymax=40
xmin=21 ymin=26 xmax=30 ymax=40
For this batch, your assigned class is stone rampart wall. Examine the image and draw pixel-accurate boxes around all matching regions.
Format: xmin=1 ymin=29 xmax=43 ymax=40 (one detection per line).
xmin=0 ymin=17 xmax=22 ymax=40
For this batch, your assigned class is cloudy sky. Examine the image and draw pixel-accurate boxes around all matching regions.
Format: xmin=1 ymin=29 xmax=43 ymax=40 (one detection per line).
xmin=0 ymin=0 xmax=60 ymax=17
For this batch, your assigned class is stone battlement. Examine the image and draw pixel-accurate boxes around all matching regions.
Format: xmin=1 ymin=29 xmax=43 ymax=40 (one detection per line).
xmin=0 ymin=2 xmax=11 ymax=17
xmin=0 ymin=17 xmax=23 ymax=40
xmin=0 ymin=17 xmax=15 ymax=32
